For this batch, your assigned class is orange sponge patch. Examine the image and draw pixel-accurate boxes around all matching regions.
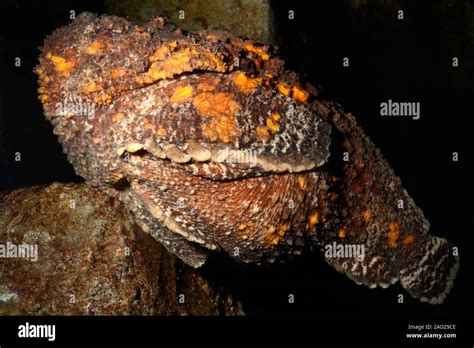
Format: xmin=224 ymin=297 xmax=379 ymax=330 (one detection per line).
xmin=193 ymin=92 xmax=241 ymax=144
xmin=86 ymin=41 xmax=104 ymax=55
xmin=170 ymin=85 xmax=194 ymax=103
xmin=244 ymin=43 xmax=270 ymax=61
xmin=47 ymin=53 xmax=75 ymax=76
xmin=232 ymin=72 xmax=261 ymax=93
xmin=388 ymin=222 xmax=400 ymax=248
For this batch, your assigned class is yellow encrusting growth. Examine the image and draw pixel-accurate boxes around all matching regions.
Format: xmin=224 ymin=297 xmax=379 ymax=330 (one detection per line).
xmin=266 ymin=118 xmax=280 ymax=133
xmin=93 ymin=94 xmax=112 ymax=105
xmin=193 ymin=92 xmax=241 ymax=143
xmin=388 ymin=222 xmax=400 ymax=248
xmin=112 ymin=112 xmax=125 ymax=122
xmin=278 ymin=224 xmax=288 ymax=236
xmin=275 ymin=82 xmax=309 ymax=104
xmin=291 ymin=86 xmax=309 ymax=103
xmin=232 ymin=72 xmax=261 ymax=93
xmin=145 ymin=49 xmax=192 ymax=81
xmin=197 ymin=82 xmax=216 ymax=92
xmin=39 ymin=94 xmax=49 ymax=103
xmin=110 ymin=68 xmax=126 ymax=80
xmin=86 ymin=41 xmax=104 ymax=55
xmin=149 ymin=41 xmax=178 ymax=62
xmin=256 ymin=113 xmax=282 ymax=141
xmin=244 ymin=43 xmax=270 ymax=60
xmin=147 ymin=51 xmax=190 ymax=80
xmin=362 ymin=209 xmax=371 ymax=222
xmin=83 ymin=82 xmax=102 ymax=94
xmin=144 ymin=48 xmax=228 ymax=83
xmin=298 ymin=177 xmax=307 ymax=190
xmin=256 ymin=126 xmax=270 ymax=141
xmin=47 ymin=52 xmax=75 ymax=76
xmin=37 ymin=86 xmax=47 ymax=94
xmin=308 ymin=212 xmax=319 ymax=228
xmin=35 ymin=67 xmax=49 ymax=83
xmin=35 ymin=67 xmax=51 ymax=105
xmin=271 ymin=113 xmax=281 ymax=121
xmin=156 ymin=128 xmax=168 ymax=136
xmin=402 ymin=235 xmax=415 ymax=245
xmin=338 ymin=228 xmax=346 ymax=238
xmin=170 ymin=85 xmax=194 ymax=103
xmin=276 ymin=82 xmax=290 ymax=96
xmin=135 ymin=75 xmax=153 ymax=84
xmin=267 ymin=226 xmax=276 ymax=234
xmin=263 ymin=224 xmax=289 ymax=245
xmin=143 ymin=116 xmax=154 ymax=130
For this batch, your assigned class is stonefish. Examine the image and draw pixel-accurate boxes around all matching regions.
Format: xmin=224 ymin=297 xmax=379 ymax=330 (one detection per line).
xmin=35 ymin=13 xmax=459 ymax=304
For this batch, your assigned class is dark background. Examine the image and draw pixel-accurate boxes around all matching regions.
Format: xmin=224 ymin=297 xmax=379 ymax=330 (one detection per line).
xmin=0 ymin=0 xmax=472 ymax=340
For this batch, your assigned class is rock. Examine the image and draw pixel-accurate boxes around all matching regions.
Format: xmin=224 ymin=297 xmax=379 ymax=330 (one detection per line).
xmin=0 ymin=183 xmax=243 ymax=315
xmin=105 ymin=0 xmax=275 ymax=44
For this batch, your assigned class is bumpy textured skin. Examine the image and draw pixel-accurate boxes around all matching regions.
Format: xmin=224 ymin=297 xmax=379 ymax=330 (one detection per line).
xmin=35 ymin=13 xmax=459 ymax=304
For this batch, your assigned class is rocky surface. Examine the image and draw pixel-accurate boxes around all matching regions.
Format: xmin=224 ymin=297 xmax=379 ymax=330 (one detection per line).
xmin=0 ymin=183 xmax=243 ymax=315
xmin=105 ymin=0 xmax=275 ymax=44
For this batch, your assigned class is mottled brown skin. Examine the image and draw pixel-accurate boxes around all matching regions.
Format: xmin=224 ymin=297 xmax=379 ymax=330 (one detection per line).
xmin=36 ymin=13 xmax=458 ymax=304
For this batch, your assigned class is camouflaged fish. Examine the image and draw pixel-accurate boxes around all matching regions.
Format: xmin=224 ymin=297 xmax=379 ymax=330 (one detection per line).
xmin=35 ymin=13 xmax=459 ymax=304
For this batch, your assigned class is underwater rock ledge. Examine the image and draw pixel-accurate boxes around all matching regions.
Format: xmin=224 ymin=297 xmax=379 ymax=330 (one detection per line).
xmin=0 ymin=183 xmax=243 ymax=315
